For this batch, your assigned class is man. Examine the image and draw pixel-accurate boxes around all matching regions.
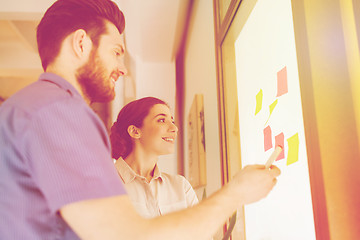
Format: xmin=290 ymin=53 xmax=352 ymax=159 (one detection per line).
xmin=0 ymin=0 xmax=280 ymax=239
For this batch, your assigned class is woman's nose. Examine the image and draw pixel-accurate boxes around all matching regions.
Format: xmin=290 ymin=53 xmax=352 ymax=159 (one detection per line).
xmin=170 ymin=122 xmax=178 ymax=132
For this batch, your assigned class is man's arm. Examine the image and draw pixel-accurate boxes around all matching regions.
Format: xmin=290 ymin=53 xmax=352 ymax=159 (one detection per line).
xmin=61 ymin=164 xmax=280 ymax=240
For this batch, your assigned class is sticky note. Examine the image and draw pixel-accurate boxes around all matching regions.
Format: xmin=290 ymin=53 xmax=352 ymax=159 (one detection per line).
xmin=255 ymin=89 xmax=263 ymax=115
xmin=265 ymin=99 xmax=278 ymax=125
xmin=275 ymin=132 xmax=285 ymax=160
xmin=269 ymin=99 xmax=278 ymax=114
xmin=277 ymin=66 xmax=288 ymax=97
xmin=287 ymin=133 xmax=299 ymax=165
xmin=263 ymin=126 xmax=272 ymax=151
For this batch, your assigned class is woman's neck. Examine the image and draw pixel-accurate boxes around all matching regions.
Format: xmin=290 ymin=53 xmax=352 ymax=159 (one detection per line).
xmin=124 ymin=150 xmax=158 ymax=182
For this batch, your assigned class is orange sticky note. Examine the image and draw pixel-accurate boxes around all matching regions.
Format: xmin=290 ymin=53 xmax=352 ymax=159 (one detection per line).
xmin=263 ymin=126 xmax=272 ymax=151
xmin=255 ymin=89 xmax=263 ymax=116
xmin=277 ymin=66 xmax=288 ymax=97
xmin=287 ymin=133 xmax=299 ymax=165
xmin=275 ymin=132 xmax=285 ymax=160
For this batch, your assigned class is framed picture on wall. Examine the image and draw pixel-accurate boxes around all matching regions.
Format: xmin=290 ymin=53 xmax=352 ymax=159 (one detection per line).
xmin=187 ymin=94 xmax=207 ymax=189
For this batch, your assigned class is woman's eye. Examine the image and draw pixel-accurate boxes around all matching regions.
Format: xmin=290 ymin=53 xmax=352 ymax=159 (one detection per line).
xmin=114 ymin=49 xmax=123 ymax=57
xmin=158 ymin=118 xmax=165 ymax=123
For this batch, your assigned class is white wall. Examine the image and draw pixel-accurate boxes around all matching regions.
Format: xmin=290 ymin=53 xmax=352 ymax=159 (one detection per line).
xmin=132 ymin=59 xmax=177 ymax=175
xmin=183 ymin=0 xmax=221 ymax=197
xmin=135 ymin=60 xmax=176 ymax=107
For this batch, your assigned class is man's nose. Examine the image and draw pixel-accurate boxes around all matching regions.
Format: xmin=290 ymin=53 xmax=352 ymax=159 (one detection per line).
xmin=117 ymin=58 xmax=128 ymax=76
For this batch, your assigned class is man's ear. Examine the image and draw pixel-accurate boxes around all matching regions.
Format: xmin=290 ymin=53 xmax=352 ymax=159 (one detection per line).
xmin=127 ymin=125 xmax=141 ymax=139
xmin=72 ymin=29 xmax=91 ymax=58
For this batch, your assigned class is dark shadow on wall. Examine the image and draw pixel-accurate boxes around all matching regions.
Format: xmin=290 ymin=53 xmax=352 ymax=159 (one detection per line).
xmin=175 ymin=0 xmax=194 ymax=176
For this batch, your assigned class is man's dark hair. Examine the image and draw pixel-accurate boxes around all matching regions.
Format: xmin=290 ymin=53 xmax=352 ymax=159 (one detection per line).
xmin=37 ymin=0 xmax=125 ymax=71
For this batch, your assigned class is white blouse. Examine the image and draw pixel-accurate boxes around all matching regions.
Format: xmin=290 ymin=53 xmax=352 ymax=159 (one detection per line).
xmin=114 ymin=158 xmax=199 ymax=218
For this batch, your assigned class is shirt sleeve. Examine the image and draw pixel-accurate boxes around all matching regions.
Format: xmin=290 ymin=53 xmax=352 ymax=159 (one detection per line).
xmin=23 ymin=99 xmax=126 ymax=213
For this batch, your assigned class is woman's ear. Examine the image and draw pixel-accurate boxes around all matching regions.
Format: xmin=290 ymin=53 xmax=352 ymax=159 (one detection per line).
xmin=127 ymin=125 xmax=141 ymax=139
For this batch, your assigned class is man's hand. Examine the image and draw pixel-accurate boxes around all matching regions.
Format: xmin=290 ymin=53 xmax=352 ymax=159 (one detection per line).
xmin=228 ymin=164 xmax=281 ymax=206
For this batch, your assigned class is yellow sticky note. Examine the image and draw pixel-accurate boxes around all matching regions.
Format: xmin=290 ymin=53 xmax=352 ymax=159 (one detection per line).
xmin=269 ymin=99 xmax=278 ymax=115
xmin=286 ymin=133 xmax=299 ymax=165
xmin=255 ymin=89 xmax=263 ymax=115
xmin=265 ymin=99 xmax=278 ymax=125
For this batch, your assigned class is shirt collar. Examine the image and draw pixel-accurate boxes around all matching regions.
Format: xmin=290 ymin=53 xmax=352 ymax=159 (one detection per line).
xmin=38 ymin=72 xmax=82 ymax=98
xmin=114 ymin=157 xmax=163 ymax=184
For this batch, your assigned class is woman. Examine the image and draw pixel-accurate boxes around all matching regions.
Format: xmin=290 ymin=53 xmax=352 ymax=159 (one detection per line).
xmin=110 ymin=97 xmax=198 ymax=218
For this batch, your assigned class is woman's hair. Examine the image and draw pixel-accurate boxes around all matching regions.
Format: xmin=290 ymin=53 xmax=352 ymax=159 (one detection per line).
xmin=37 ymin=0 xmax=125 ymax=70
xmin=110 ymin=97 xmax=168 ymax=160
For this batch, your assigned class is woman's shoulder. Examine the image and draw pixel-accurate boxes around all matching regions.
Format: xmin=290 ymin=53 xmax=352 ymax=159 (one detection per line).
xmin=160 ymin=172 xmax=192 ymax=187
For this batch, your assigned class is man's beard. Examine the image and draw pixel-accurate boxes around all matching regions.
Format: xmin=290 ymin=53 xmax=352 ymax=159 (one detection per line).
xmin=76 ymin=48 xmax=115 ymax=103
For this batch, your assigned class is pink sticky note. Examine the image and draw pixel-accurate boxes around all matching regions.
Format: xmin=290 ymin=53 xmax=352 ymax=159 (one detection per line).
xmin=275 ymin=132 xmax=285 ymax=160
xmin=263 ymin=126 xmax=272 ymax=151
xmin=277 ymin=66 xmax=288 ymax=97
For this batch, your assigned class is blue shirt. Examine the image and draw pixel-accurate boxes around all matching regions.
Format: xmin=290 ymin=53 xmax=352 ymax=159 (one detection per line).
xmin=0 ymin=73 xmax=126 ymax=239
